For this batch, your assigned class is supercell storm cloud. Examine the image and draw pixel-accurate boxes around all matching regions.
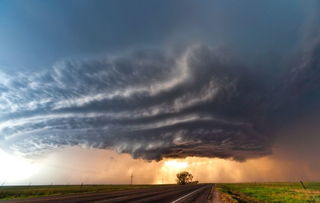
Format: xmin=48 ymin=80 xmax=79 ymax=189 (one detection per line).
xmin=1 ymin=41 xmax=319 ymax=161
xmin=0 ymin=0 xmax=320 ymax=163
xmin=0 ymin=45 xmax=270 ymax=160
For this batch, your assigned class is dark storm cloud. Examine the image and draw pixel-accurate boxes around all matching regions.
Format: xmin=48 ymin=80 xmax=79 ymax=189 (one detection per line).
xmin=0 ymin=45 xmax=272 ymax=160
xmin=1 ymin=39 xmax=320 ymax=161
xmin=271 ymin=38 xmax=320 ymax=125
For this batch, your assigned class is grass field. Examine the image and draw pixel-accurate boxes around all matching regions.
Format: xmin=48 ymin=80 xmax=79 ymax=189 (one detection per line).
xmin=0 ymin=184 xmax=165 ymax=200
xmin=2 ymin=183 xmax=320 ymax=202
xmin=217 ymin=182 xmax=320 ymax=202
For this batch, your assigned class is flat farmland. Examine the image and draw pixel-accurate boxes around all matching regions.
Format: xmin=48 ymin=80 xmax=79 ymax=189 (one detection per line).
xmin=2 ymin=183 xmax=320 ymax=202
xmin=217 ymin=182 xmax=320 ymax=202
xmin=0 ymin=184 xmax=163 ymax=200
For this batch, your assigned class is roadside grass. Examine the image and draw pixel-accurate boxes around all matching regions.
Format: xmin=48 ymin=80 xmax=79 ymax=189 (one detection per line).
xmin=0 ymin=184 xmax=167 ymax=200
xmin=217 ymin=182 xmax=320 ymax=203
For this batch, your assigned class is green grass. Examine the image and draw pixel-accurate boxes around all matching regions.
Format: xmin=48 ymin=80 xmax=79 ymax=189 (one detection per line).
xmin=0 ymin=184 xmax=166 ymax=200
xmin=217 ymin=182 xmax=320 ymax=203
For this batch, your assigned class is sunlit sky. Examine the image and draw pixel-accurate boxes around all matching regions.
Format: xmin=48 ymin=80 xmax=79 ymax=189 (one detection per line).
xmin=1 ymin=0 xmax=320 ymax=185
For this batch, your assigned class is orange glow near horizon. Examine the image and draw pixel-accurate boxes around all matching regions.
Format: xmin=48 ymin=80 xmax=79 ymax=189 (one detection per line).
xmin=155 ymin=156 xmax=272 ymax=184
xmin=1 ymin=146 xmax=320 ymax=185
xmin=157 ymin=160 xmax=189 ymax=184
xmin=164 ymin=160 xmax=188 ymax=169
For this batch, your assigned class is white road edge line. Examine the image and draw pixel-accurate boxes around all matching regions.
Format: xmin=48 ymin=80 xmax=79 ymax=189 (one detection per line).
xmin=170 ymin=186 xmax=205 ymax=203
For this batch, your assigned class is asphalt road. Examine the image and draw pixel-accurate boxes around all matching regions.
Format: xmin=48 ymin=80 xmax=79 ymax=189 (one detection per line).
xmin=2 ymin=184 xmax=220 ymax=203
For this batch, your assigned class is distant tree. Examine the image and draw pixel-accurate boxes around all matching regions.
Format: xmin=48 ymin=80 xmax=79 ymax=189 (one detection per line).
xmin=176 ymin=171 xmax=193 ymax=185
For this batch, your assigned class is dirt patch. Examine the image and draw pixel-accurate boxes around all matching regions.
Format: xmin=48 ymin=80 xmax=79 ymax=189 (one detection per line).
xmin=217 ymin=185 xmax=263 ymax=203
xmin=218 ymin=191 xmax=237 ymax=203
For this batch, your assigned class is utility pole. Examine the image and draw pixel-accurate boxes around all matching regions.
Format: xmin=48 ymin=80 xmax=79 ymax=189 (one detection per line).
xmin=300 ymin=180 xmax=307 ymax=189
xmin=130 ymin=173 xmax=133 ymax=185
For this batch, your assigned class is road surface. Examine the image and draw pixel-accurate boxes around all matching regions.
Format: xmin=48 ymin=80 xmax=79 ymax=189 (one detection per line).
xmin=2 ymin=184 xmax=220 ymax=203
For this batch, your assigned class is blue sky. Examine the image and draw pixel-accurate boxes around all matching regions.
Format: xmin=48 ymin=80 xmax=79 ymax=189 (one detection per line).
xmin=0 ymin=0 xmax=313 ymax=71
